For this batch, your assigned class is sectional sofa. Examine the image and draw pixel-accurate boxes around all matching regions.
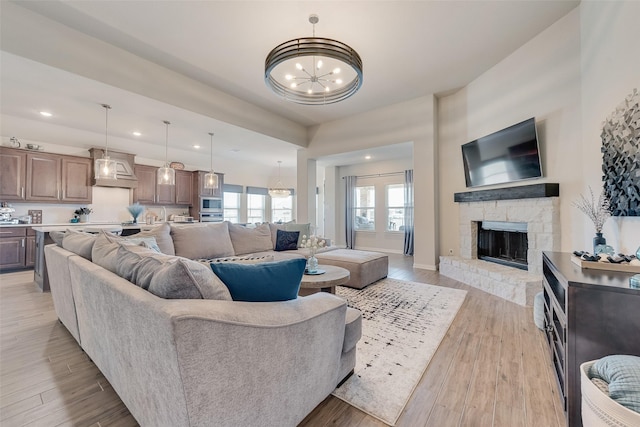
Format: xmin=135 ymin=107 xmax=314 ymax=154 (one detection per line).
xmin=45 ymin=221 xmax=362 ymax=427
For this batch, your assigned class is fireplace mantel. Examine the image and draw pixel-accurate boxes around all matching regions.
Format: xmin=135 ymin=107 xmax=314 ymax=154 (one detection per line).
xmin=454 ymin=183 xmax=559 ymax=203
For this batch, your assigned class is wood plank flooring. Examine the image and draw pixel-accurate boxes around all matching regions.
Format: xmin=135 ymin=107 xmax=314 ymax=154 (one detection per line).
xmin=0 ymin=255 xmax=564 ymax=426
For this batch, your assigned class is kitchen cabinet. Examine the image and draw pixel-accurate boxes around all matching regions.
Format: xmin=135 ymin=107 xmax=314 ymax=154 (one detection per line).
xmin=0 ymin=227 xmax=36 ymax=271
xmin=542 ymin=252 xmax=640 ymax=427
xmin=0 ymin=147 xmax=92 ymax=204
xmin=0 ymin=148 xmax=26 ymax=200
xmin=133 ymin=165 xmax=191 ymax=206
xmin=196 ymin=171 xmax=224 ymax=198
xmin=175 ymin=170 xmax=193 ymax=205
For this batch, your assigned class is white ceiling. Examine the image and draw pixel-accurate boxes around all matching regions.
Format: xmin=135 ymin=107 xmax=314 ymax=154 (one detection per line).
xmin=0 ymin=0 xmax=579 ymax=170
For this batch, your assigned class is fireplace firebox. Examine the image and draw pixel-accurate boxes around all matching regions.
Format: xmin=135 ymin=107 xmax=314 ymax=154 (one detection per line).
xmin=477 ymin=221 xmax=528 ymax=270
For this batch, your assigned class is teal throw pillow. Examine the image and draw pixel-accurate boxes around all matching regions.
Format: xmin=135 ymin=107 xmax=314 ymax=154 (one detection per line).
xmin=210 ymin=258 xmax=306 ymax=302
xmin=275 ymin=229 xmax=300 ymax=251
xmin=589 ymin=355 xmax=640 ymax=413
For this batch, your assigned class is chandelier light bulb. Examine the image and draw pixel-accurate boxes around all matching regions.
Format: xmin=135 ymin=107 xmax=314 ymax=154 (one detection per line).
xmin=336 ymin=79 xmax=343 ymax=84
xmin=290 ymin=82 xmax=297 ymax=88
xmin=295 ymin=63 xmax=303 ymax=70
xmin=307 ymin=88 xmax=313 ymax=94
xmin=285 ymin=74 xmax=293 ymax=80
xmin=325 ymin=87 xmax=330 ymax=92
xmin=317 ymin=59 xmax=323 ymax=69
xmin=333 ymin=68 xmax=341 ymax=74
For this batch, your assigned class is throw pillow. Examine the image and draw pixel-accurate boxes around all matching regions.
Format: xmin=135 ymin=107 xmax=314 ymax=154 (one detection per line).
xmin=228 ymin=223 xmax=273 ymax=255
xmin=589 ymin=355 xmax=640 ymax=413
xmin=115 ymin=244 xmax=175 ymax=287
xmin=210 ymin=258 xmax=306 ymax=302
xmin=148 ymin=258 xmax=232 ymax=300
xmin=284 ymin=223 xmax=310 ymax=247
xmin=171 ymin=222 xmax=235 ymax=259
xmin=135 ymin=222 xmax=175 ymax=255
xmin=62 ymin=229 xmax=96 ymax=260
xmin=126 ymin=236 xmax=161 ymax=252
xmin=92 ymin=231 xmax=160 ymax=273
xmin=196 ymin=254 xmax=275 ymax=265
xmin=275 ymin=229 xmax=300 ymax=251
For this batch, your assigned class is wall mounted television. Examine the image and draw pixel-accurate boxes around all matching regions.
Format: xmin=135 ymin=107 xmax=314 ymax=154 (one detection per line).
xmin=461 ymin=117 xmax=542 ymax=188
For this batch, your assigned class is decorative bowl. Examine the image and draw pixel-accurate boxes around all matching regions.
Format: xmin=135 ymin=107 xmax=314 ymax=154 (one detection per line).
xmin=170 ymin=162 xmax=185 ymax=170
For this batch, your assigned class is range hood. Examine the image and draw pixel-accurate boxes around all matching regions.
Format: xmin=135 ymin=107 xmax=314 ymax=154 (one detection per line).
xmin=89 ymin=148 xmax=138 ymax=189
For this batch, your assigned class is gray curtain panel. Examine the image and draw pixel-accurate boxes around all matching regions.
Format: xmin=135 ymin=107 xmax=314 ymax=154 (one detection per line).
xmin=345 ymin=175 xmax=357 ymax=249
xmin=404 ymin=169 xmax=414 ymax=255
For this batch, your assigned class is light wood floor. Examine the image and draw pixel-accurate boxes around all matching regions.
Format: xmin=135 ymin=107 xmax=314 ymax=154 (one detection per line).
xmin=0 ymin=255 xmax=565 ymax=427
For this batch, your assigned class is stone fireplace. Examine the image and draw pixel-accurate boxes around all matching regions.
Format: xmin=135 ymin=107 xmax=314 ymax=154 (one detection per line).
xmin=440 ymin=184 xmax=560 ymax=306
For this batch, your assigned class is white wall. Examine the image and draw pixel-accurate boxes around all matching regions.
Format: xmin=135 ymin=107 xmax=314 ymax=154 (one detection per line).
xmin=438 ymin=8 xmax=583 ymax=257
xmin=580 ymin=1 xmax=640 ymax=254
xmin=334 ymin=158 xmax=413 ymax=253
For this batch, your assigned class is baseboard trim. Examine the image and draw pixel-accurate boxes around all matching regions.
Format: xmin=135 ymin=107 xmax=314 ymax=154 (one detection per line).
xmin=413 ymin=263 xmax=438 ymax=271
xmin=353 ymin=246 xmax=403 ymax=254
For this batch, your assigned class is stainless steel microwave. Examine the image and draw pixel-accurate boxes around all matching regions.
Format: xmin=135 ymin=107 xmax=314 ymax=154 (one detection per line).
xmin=200 ymin=197 xmax=222 ymax=212
xmin=200 ymin=212 xmax=223 ymax=222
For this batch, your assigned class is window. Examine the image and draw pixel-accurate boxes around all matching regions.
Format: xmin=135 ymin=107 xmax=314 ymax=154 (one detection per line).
xmin=247 ymin=194 xmax=266 ymax=224
xmin=271 ymin=195 xmax=293 ymax=223
xmin=354 ymin=185 xmax=375 ymax=230
xmin=223 ymin=192 xmax=241 ymax=223
xmin=386 ymin=184 xmax=405 ymax=231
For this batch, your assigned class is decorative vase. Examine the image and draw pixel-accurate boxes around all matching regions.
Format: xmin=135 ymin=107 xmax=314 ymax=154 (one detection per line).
xmin=132 ymin=216 xmax=138 ymax=224
xmin=80 ymin=214 xmax=89 ymax=223
xmin=593 ymin=233 xmax=606 ymax=254
xmin=307 ymin=254 xmax=319 ymax=273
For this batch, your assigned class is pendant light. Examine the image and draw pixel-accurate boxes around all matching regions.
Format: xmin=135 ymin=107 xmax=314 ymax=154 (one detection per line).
xmin=94 ymin=104 xmax=118 ymax=180
xmin=268 ymin=161 xmax=291 ymax=198
xmin=203 ymin=132 xmax=219 ymax=189
xmin=157 ymin=120 xmax=175 ymax=186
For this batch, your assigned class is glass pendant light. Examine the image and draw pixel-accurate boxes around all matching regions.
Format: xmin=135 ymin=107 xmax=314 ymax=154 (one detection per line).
xmin=268 ymin=161 xmax=291 ymax=198
xmin=203 ymin=132 xmax=219 ymax=189
xmin=94 ymin=104 xmax=118 ymax=180
xmin=157 ymin=120 xmax=175 ymax=186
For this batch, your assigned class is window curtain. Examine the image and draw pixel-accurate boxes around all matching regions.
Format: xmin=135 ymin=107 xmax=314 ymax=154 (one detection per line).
xmin=403 ymin=169 xmax=414 ymax=255
xmin=345 ymin=175 xmax=356 ymax=249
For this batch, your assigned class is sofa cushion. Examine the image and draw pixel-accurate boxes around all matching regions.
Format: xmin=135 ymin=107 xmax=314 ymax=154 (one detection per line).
xmin=115 ymin=244 xmax=176 ymax=288
xmin=49 ymin=231 xmax=65 ymax=246
xmin=62 ymin=229 xmax=96 ymax=260
xmin=210 ymin=258 xmax=306 ymax=302
xmin=171 ymin=222 xmax=235 ymax=259
xmin=92 ymin=231 xmax=162 ymax=273
xmin=268 ymin=223 xmax=287 ymax=249
xmin=589 ymin=355 xmax=640 ymax=413
xmin=147 ymin=257 xmax=232 ymax=300
xmin=228 ymin=223 xmax=273 ymax=255
xmin=135 ymin=222 xmax=175 ymax=255
xmin=275 ymin=229 xmax=300 ymax=251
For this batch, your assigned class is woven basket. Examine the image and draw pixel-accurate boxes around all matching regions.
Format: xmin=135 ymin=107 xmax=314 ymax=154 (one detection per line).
xmin=581 ymin=361 xmax=640 ymax=427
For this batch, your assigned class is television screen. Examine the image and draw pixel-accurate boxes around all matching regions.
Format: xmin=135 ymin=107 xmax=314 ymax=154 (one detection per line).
xmin=462 ymin=118 xmax=542 ymax=188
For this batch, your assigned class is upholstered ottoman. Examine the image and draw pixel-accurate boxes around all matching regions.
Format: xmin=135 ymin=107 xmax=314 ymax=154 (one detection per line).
xmin=315 ymin=249 xmax=388 ymax=289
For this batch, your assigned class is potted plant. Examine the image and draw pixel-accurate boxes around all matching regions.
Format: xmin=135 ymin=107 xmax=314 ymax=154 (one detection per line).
xmin=74 ymin=207 xmax=93 ymax=223
xmin=573 ymin=186 xmax=612 ymax=253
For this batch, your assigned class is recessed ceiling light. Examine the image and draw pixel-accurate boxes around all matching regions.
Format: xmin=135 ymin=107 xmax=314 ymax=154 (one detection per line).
xmin=365 ymin=155 xmax=371 ymax=160
xmin=39 ymin=111 xmax=52 ymax=117
xmin=132 ymin=131 xmax=142 ymax=136
xmin=231 ymin=148 xmax=241 ymax=153
xmin=192 ymin=144 xmax=201 ymax=149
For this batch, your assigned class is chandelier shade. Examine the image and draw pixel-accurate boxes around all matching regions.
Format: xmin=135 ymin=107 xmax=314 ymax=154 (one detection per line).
xmin=157 ymin=120 xmax=175 ymax=186
xmin=94 ymin=104 xmax=118 ymax=180
xmin=268 ymin=161 xmax=291 ymax=198
xmin=265 ymin=15 xmax=363 ymax=105
xmin=204 ymin=132 xmax=219 ymax=189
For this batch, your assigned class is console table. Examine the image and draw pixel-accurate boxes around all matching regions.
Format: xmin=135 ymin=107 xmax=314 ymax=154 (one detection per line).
xmin=542 ymin=252 xmax=640 ymax=427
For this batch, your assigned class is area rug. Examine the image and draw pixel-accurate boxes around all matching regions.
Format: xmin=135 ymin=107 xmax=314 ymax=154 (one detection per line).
xmin=332 ymin=278 xmax=467 ymax=426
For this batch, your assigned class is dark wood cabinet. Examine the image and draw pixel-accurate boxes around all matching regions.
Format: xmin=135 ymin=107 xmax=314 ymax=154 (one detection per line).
xmin=0 ymin=148 xmax=26 ymax=200
xmin=0 ymin=147 xmax=92 ymax=204
xmin=0 ymin=227 xmax=33 ymax=271
xmin=175 ymin=170 xmax=193 ymax=206
xmin=542 ymin=252 xmax=640 ymax=427
xmin=26 ymin=152 xmax=61 ymax=201
xmin=133 ymin=165 xmax=191 ymax=206
xmin=61 ymin=157 xmax=92 ymax=202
